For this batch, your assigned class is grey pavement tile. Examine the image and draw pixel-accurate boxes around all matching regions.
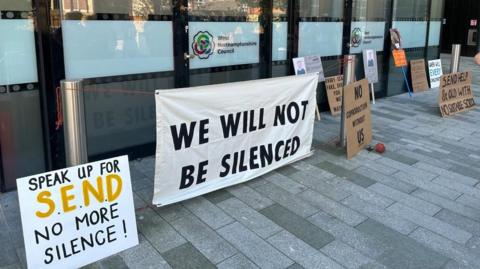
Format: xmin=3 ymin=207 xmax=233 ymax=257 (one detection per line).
xmin=133 ymin=192 xmax=148 ymax=209
xmin=409 ymin=227 xmax=480 ymax=268
xmin=285 ymin=263 xmax=304 ymax=269
xmin=136 ymin=208 xmax=186 ymax=253
xmin=387 ymin=203 xmax=472 ymax=244
xmin=14 ymin=248 xmax=25 ymax=269
xmin=433 ymin=177 xmax=480 ymax=200
xmin=466 ymin=236 xmax=480 ymax=256
xmin=308 ymin=211 xmax=390 ymax=259
xmin=182 ymin=197 xmax=234 ymax=230
xmin=98 ymin=255 xmax=129 ymax=269
xmin=203 ymin=189 xmax=234 ymax=205
xmin=320 ymin=240 xmax=373 ymax=269
xmin=119 ymin=234 xmax=172 ymax=269
xmin=355 ymin=166 xmax=418 ymax=194
xmin=245 ymin=177 xmax=269 ymax=189
xmin=154 ymin=203 xmax=191 ymax=223
xmin=372 ymin=110 xmax=405 ymax=121
xmin=378 ymin=106 xmax=417 ymax=117
xmin=315 ymin=161 xmax=376 ymax=188
xmin=377 ymin=158 xmax=437 ymax=180
xmin=263 ymin=172 xmax=308 ymax=195
xmin=162 ymin=243 xmax=216 ymax=269
xmin=260 ymin=204 xmax=335 ymax=250
xmin=342 ymin=195 xmax=417 ymax=235
xmin=170 ymin=214 xmax=237 ymax=264
xmin=268 ymin=231 xmax=343 ymax=269
xmin=299 ymin=190 xmax=367 ymax=226
xmin=275 ymin=165 xmax=301 ymax=177
xmin=360 ymin=160 xmax=399 ymax=175
xmin=368 ymin=183 xmax=441 ymax=216
xmin=0 ymin=264 xmax=22 ymax=269
xmin=413 ymin=162 xmax=478 ymax=186
xmin=335 ymin=179 xmax=394 ymax=209
xmin=399 ymin=150 xmax=454 ymax=169
xmin=0 ymin=247 xmax=19 ymax=268
xmin=449 ymin=165 xmax=480 ymax=181
xmin=356 ymin=219 xmax=449 ymax=269
xmin=256 ymin=182 xmax=318 ymax=218
xmin=288 ymin=171 xmax=350 ymax=202
xmin=394 ymin=171 xmax=461 ymax=200
xmin=217 ymin=254 xmax=259 ymax=269
xmin=132 ymin=177 xmax=153 ymax=192
xmin=435 ymin=209 xmax=480 ymax=235
xmin=382 ymin=151 xmax=419 ymax=166
xmin=412 ymin=189 xmax=480 ymax=222
xmin=442 ymin=260 xmax=472 ymax=269
xmin=217 ymin=198 xmax=282 ymax=239
xmin=217 ymin=222 xmax=293 ymax=269
xmin=226 ymin=184 xmax=275 ymax=210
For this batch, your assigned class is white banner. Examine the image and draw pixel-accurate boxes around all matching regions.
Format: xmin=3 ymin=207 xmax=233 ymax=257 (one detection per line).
xmin=153 ymin=75 xmax=318 ymax=206
xmin=16 ymin=156 xmax=138 ymax=269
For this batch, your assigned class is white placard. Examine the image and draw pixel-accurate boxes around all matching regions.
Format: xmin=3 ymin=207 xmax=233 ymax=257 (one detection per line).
xmin=189 ymin=22 xmax=260 ymax=69
xmin=362 ymin=49 xmax=379 ymax=84
xmin=350 ymin=21 xmax=386 ymax=54
xmin=17 ymin=156 xmax=138 ymax=269
xmin=293 ymin=55 xmax=325 ymax=81
xmin=62 ymin=20 xmax=174 ymax=79
xmin=153 ymin=75 xmax=318 ymax=206
xmin=299 ymin=22 xmax=343 ymax=57
xmin=428 ymin=59 xmax=443 ymax=88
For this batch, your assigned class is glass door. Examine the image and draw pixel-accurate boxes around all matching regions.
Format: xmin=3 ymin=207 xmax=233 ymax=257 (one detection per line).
xmin=0 ymin=0 xmax=46 ymax=190
xmin=187 ymin=0 xmax=265 ymax=87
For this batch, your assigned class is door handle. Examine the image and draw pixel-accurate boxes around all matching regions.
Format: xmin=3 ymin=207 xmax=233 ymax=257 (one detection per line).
xmin=184 ymin=53 xmax=196 ymax=60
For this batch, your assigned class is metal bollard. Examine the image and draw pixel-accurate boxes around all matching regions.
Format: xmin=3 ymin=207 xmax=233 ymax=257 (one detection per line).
xmin=450 ymin=44 xmax=462 ymax=73
xmin=61 ymin=80 xmax=88 ymax=167
xmin=340 ymin=55 xmax=356 ymax=147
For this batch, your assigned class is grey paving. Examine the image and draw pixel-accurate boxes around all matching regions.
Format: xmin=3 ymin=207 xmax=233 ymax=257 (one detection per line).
xmin=2 ymin=54 xmax=480 ymax=269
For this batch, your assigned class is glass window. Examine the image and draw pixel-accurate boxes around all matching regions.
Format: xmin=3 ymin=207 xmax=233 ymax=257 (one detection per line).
xmin=60 ymin=0 xmax=174 ymax=157
xmin=189 ymin=0 xmax=260 ymax=17
xmin=300 ymin=0 xmax=344 ymax=18
xmin=272 ymin=0 xmax=289 ymax=77
xmin=0 ymin=0 xmax=46 ymax=190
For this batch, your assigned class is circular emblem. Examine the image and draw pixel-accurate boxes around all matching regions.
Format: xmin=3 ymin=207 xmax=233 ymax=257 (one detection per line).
xmin=351 ymin=28 xmax=362 ymax=48
xmin=192 ymin=31 xmax=215 ymax=59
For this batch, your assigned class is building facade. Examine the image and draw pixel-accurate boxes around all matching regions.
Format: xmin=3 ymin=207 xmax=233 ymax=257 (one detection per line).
xmin=0 ymin=0 xmax=446 ymax=191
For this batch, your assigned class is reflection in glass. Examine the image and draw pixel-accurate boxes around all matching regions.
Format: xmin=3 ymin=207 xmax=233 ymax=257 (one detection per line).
xmin=189 ymin=0 xmax=260 ymax=18
xmin=61 ymin=0 xmax=172 ymax=17
xmin=300 ymin=0 xmax=344 ymax=18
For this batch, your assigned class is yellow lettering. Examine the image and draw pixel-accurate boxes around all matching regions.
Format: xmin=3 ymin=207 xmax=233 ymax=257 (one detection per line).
xmin=82 ymin=177 xmax=105 ymax=207
xmin=35 ymin=191 xmax=55 ymax=218
xmin=106 ymin=174 xmax=123 ymax=202
xmin=60 ymin=185 xmax=76 ymax=213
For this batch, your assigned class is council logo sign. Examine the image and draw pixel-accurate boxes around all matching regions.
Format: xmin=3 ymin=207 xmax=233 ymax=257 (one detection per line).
xmin=192 ymin=31 xmax=215 ymax=59
xmin=351 ymin=27 xmax=362 ymax=47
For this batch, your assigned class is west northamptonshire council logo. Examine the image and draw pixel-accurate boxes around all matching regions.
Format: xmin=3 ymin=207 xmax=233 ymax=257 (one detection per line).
xmin=192 ymin=31 xmax=215 ymax=59
xmin=351 ymin=28 xmax=362 ymax=47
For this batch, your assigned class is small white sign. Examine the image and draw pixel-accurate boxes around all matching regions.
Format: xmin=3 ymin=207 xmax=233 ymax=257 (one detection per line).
xmin=428 ymin=59 xmax=443 ymax=88
xmin=293 ymin=55 xmax=325 ymax=82
xmin=17 ymin=156 xmax=138 ymax=269
xmin=362 ymin=49 xmax=379 ymax=84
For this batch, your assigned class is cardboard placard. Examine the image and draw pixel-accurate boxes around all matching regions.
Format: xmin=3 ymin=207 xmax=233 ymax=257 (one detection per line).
xmin=363 ymin=49 xmax=379 ymax=84
xmin=392 ymin=49 xmax=407 ymax=67
xmin=325 ymin=75 xmax=344 ymax=116
xmin=438 ymin=71 xmax=476 ymax=117
xmin=344 ymin=79 xmax=372 ymax=159
xmin=428 ymin=59 xmax=443 ymax=88
xmin=293 ymin=55 xmax=325 ymax=82
xmin=410 ymin=59 xmax=429 ymax=92
xmin=17 ymin=156 xmax=138 ymax=269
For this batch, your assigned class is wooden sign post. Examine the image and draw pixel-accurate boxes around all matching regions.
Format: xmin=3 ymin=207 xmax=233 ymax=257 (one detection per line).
xmin=438 ymin=71 xmax=476 ymax=117
xmin=410 ymin=59 xmax=429 ymax=92
xmin=325 ymin=75 xmax=344 ymax=116
xmin=344 ymin=79 xmax=372 ymax=159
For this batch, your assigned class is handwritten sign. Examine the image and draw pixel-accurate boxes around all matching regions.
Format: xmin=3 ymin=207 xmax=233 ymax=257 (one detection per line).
xmin=325 ymin=75 xmax=344 ymax=116
xmin=344 ymin=79 xmax=372 ymax=159
xmin=392 ymin=49 xmax=407 ymax=67
xmin=428 ymin=59 xmax=443 ymax=88
xmin=438 ymin=71 xmax=476 ymax=117
xmin=410 ymin=59 xmax=429 ymax=92
xmin=17 ymin=156 xmax=138 ymax=269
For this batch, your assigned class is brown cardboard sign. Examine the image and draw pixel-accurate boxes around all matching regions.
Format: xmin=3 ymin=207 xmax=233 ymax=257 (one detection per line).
xmin=410 ymin=59 xmax=429 ymax=92
xmin=438 ymin=71 xmax=476 ymax=117
xmin=325 ymin=75 xmax=344 ymax=116
xmin=344 ymin=79 xmax=372 ymax=159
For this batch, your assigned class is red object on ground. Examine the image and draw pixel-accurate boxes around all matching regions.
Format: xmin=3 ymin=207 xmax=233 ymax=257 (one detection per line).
xmin=375 ymin=143 xmax=386 ymax=154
